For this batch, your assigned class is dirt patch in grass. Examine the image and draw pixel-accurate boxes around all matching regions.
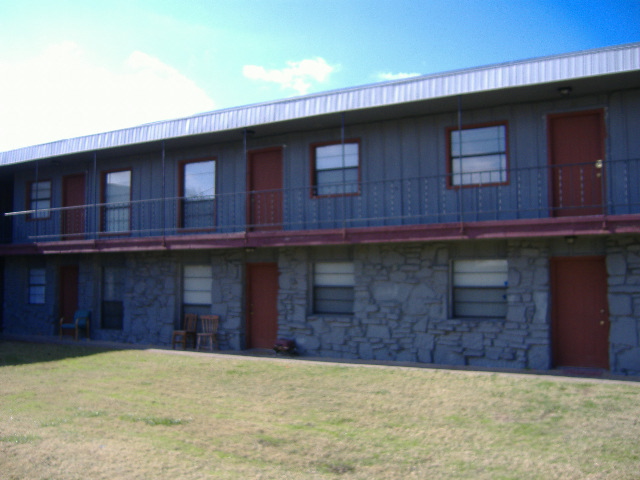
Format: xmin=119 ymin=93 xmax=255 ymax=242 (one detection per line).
xmin=1 ymin=341 xmax=639 ymax=479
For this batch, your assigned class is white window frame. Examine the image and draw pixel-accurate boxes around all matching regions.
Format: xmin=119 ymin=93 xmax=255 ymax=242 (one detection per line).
xmin=28 ymin=267 xmax=46 ymax=304
xmin=449 ymin=123 xmax=508 ymax=186
xmin=313 ymin=262 xmax=355 ymax=314
xmin=183 ymin=265 xmax=212 ymax=308
xmin=28 ymin=180 xmax=51 ymax=220
xmin=102 ymin=169 xmax=131 ymax=233
xmin=452 ymin=259 xmax=508 ymax=318
xmin=312 ymin=141 xmax=360 ymax=196
xmin=181 ymin=159 xmax=216 ymax=229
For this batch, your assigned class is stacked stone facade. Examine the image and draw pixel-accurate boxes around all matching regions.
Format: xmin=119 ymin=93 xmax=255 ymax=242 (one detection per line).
xmin=607 ymin=236 xmax=640 ymax=375
xmin=4 ymin=236 xmax=640 ymax=375
xmin=279 ymin=240 xmax=552 ymax=370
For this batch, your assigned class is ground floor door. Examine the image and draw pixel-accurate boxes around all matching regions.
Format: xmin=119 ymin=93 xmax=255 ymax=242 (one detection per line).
xmin=59 ymin=265 xmax=79 ymax=337
xmin=551 ymin=256 xmax=609 ymax=369
xmin=246 ymin=262 xmax=279 ymax=349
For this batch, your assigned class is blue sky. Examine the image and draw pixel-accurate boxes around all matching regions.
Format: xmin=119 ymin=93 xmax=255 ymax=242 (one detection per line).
xmin=0 ymin=0 xmax=638 ymax=151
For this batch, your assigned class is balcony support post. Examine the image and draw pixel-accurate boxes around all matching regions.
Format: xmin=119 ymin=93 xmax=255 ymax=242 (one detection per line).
xmin=456 ymin=95 xmax=464 ymax=226
xmin=92 ymin=152 xmax=98 ymax=239
xmin=161 ymin=141 xmax=166 ymax=238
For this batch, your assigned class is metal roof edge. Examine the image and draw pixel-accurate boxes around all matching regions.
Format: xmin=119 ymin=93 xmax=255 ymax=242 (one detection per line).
xmin=2 ymin=41 xmax=639 ymax=166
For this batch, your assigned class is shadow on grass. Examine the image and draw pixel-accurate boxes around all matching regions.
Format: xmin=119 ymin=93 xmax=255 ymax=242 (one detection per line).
xmin=0 ymin=338 xmax=124 ymax=367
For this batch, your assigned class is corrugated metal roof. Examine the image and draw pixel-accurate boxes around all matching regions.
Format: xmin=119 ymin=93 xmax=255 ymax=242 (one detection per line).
xmin=2 ymin=42 xmax=639 ymax=166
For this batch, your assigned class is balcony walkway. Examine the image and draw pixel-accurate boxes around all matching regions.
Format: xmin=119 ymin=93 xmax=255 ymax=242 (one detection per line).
xmin=3 ymin=158 xmax=639 ymax=254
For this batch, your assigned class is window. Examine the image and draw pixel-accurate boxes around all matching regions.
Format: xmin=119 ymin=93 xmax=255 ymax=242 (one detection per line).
xmin=102 ymin=170 xmax=131 ymax=233
xmin=452 ymin=259 xmax=508 ymax=318
xmin=28 ymin=268 xmax=46 ymax=304
xmin=313 ymin=262 xmax=355 ymax=314
xmin=181 ymin=159 xmax=216 ymax=229
xmin=312 ymin=141 xmax=359 ymax=196
xmin=28 ymin=180 xmax=51 ymax=219
xmin=449 ymin=123 xmax=507 ymax=186
xmin=183 ymin=265 xmax=212 ymax=315
xmin=102 ymin=266 xmax=125 ymax=330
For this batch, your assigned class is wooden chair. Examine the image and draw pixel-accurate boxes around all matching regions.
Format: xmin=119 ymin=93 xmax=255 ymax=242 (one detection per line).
xmin=172 ymin=313 xmax=198 ymax=349
xmin=196 ymin=315 xmax=219 ymax=351
xmin=59 ymin=310 xmax=91 ymax=341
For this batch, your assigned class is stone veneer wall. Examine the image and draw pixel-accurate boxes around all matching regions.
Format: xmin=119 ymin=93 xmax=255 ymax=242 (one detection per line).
xmin=4 ymin=235 xmax=640 ymax=374
xmin=210 ymin=250 xmax=244 ymax=350
xmin=93 ymin=251 xmax=245 ymax=349
xmin=93 ymin=253 xmax=178 ymax=345
xmin=4 ymin=257 xmax=56 ymax=336
xmin=278 ymin=240 xmax=553 ymax=370
xmin=607 ymin=236 xmax=640 ymax=375
xmin=2 ymin=250 xmax=245 ymax=348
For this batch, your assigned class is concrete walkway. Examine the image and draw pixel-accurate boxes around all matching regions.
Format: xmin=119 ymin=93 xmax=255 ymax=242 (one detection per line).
xmin=3 ymin=333 xmax=639 ymax=385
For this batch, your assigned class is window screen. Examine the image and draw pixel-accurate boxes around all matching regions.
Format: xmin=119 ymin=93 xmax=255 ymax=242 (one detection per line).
xmin=182 ymin=160 xmax=215 ymax=229
xmin=314 ymin=262 xmax=355 ymax=314
xmin=314 ymin=142 xmax=359 ymax=196
xmin=28 ymin=268 xmax=46 ymax=304
xmin=29 ymin=181 xmax=51 ymax=219
xmin=183 ymin=264 xmax=212 ymax=306
xmin=450 ymin=124 xmax=507 ymax=186
xmin=103 ymin=170 xmax=131 ymax=233
xmin=453 ymin=259 xmax=507 ymax=318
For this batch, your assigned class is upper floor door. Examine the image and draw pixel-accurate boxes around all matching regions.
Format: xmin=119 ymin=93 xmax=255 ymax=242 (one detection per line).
xmin=62 ymin=173 xmax=86 ymax=239
xmin=247 ymin=147 xmax=283 ymax=231
xmin=548 ymin=110 xmax=606 ymax=217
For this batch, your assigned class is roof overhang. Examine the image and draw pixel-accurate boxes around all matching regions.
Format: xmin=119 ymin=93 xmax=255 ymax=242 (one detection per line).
xmin=1 ymin=42 xmax=639 ymax=168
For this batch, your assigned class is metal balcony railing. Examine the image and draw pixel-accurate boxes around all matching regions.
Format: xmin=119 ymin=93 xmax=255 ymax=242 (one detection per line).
xmin=4 ymin=158 xmax=640 ymax=244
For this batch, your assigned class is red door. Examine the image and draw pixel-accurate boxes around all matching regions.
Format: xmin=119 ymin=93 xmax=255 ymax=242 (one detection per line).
xmin=62 ymin=174 xmax=86 ymax=238
xmin=247 ymin=148 xmax=283 ymax=230
xmin=548 ymin=110 xmax=606 ymax=217
xmin=59 ymin=265 xmax=79 ymax=337
xmin=246 ymin=263 xmax=279 ymax=349
xmin=551 ymin=256 xmax=609 ymax=369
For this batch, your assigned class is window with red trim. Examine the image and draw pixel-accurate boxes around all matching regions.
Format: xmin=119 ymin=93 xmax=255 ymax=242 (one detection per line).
xmin=102 ymin=170 xmax=131 ymax=233
xmin=28 ymin=180 xmax=51 ymax=219
xmin=448 ymin=123 xmax=508 ymax=186
xmin=312 ymin=140 xmax=359 ymax=196
xmin=180 ymin=159 xmax=216 ymax=229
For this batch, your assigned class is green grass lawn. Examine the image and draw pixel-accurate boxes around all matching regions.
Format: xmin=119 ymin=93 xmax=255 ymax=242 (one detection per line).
xmin=1 ymin=341 xmax=639 ymax=479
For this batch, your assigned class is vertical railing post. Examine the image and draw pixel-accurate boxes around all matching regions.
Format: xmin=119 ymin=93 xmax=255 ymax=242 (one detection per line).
xmin=161 ymin=141 xmax=166 ymax=238
xmin=92 ymin=152 xmax=98 ymax=239
xmin=456 ymin=96 xmax=464 ymax=225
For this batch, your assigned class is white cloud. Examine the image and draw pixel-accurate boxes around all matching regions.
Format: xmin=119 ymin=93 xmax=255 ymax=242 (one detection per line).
xmin=243 ymin=57 xmax=337 ymax=95
xmin=0 ymin=42 xmax=216 ymax=151
xmin=378 ymin=72 xmax=421 ymax=81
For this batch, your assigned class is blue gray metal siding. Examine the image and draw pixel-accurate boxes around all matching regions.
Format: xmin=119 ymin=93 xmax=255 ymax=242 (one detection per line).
xmin=8 ymin=87 xmax=640 ymax=243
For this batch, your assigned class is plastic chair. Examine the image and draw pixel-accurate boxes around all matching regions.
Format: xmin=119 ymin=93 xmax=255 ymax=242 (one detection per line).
xmin=59 ymin=310 xmax=91 ymax=341
xmin=196 ymin=315 xmax=219 ymax=351
xmin=172 ymin=313 xmax=198 ymax=349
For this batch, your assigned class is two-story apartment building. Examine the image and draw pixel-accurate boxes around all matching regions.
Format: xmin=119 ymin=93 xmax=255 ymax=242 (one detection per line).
xmin=1 ymin=43 xmax=639 ymax=374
